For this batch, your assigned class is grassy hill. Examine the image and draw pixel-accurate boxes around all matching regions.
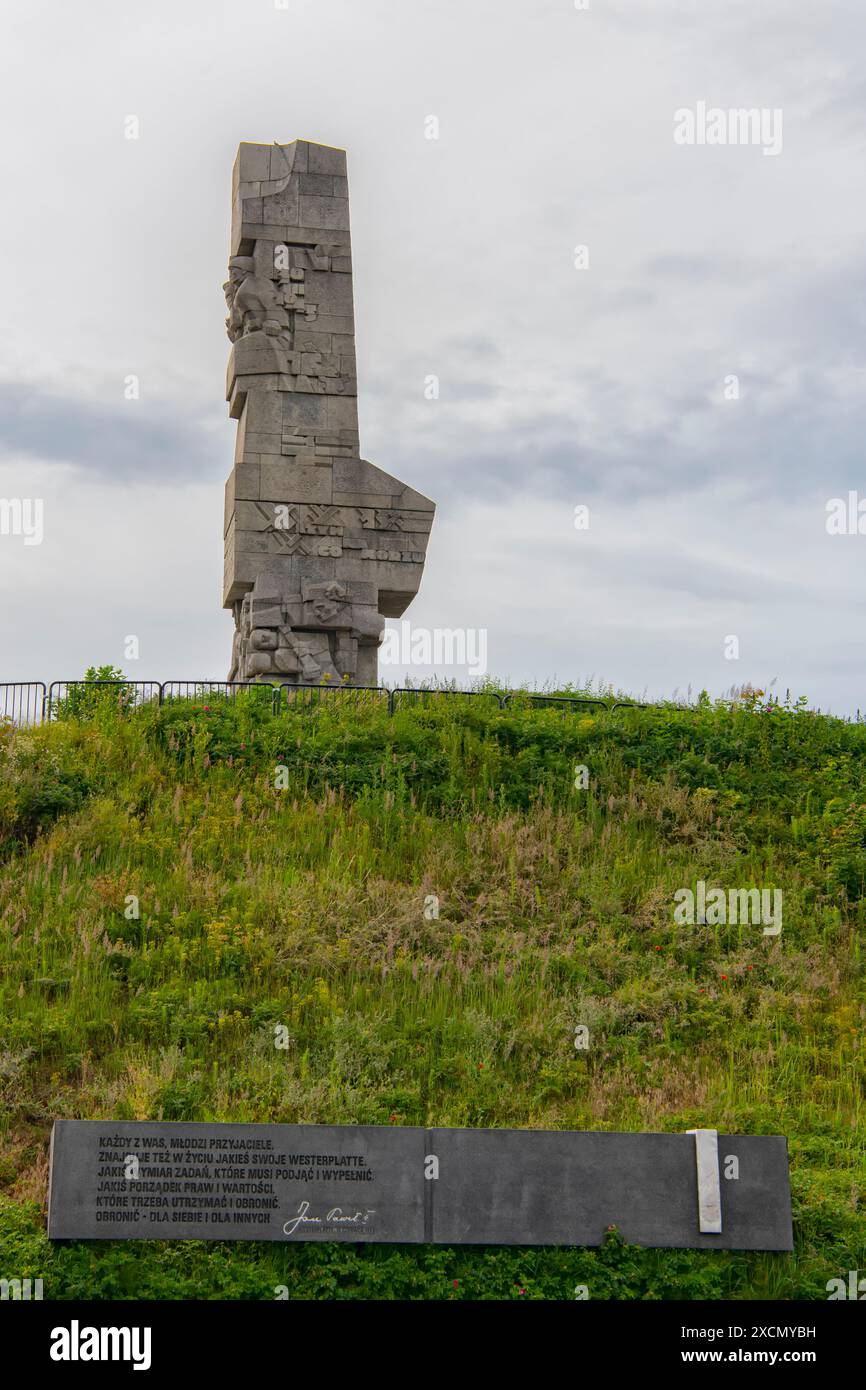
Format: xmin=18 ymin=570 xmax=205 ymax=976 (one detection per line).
xmin=1 ymin=684 xmax=864 ymax=1300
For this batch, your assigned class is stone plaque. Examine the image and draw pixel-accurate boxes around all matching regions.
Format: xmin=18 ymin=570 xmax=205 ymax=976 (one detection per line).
xmin=47 ymin=1122 xmax=793 ymax=1250
xmin=427 ymin=1130 xmax=793 ymax=1250
xmin=48 ymin=1122 xmax=425 ymax=1243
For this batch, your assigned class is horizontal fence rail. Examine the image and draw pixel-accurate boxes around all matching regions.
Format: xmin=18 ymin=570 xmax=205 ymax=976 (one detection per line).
xmin=388 ymin=687 xmax=507 ymax=715
xmin=501 ymin=692 xmax=611 ymax=714
xmin=1 ymin=680 xmax=647 ymax=726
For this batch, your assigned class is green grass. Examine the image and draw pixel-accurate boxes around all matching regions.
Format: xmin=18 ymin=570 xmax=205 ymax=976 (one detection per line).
xmin=0 ymin=685 xmax=864 ymax=1299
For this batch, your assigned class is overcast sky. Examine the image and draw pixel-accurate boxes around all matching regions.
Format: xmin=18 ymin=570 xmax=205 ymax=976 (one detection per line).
xmin=1 ymin=0 xmax=865 ymax=710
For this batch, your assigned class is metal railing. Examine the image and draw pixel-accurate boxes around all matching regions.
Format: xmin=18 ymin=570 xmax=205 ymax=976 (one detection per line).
xmin=45 ymin=680 xmax=162 ymax=720
xmin=501 ymin=692 xmax=611 ymax=714
xmin=0 ymin=682 xmax=47 ymax=727
xmin=388 ymin=687 xmax=507 ymax=714
xmin=387 ymin=689 xmax=615 ymax=715
xmin=281 ymin=683 xmax=390 ymax=712
xmin=160 ymin=681 xmax=280 ymax=712
xmin=0 ymin=679 xmax=646 ymax=726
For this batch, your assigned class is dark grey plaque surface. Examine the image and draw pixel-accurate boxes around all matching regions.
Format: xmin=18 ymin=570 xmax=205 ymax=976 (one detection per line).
xmin=48 ymin=1121 xmax=425 ymax=1243
xmin=47 ymin=1121 xmax=793 ymax=1250
xmin=427 ymin=1129 xmax=793 ymax=1250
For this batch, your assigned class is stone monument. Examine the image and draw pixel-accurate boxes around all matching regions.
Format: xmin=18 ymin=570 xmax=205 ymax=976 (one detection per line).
xmin=222 ymin=140 xmax=434 ymax=686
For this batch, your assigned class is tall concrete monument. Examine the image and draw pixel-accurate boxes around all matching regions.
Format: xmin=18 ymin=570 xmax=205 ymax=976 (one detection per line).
xmin=222 ymin=140 xmax=435 ymax=685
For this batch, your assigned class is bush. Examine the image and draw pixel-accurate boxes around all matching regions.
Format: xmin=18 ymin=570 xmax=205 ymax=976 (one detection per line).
xmin=52 ymin=665 xmax=137 ymax=722
xmin=0 ymin=732 xmax=91 ymax=850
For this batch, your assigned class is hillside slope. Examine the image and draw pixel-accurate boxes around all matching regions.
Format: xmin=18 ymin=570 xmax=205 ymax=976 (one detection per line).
xmin=1 ymin=688 xmax=864 ymax=1299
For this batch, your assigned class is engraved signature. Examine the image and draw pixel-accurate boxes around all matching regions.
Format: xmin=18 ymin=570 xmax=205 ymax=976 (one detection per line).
xmin=282 ymin=1200 xmax=376 ymax=1236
